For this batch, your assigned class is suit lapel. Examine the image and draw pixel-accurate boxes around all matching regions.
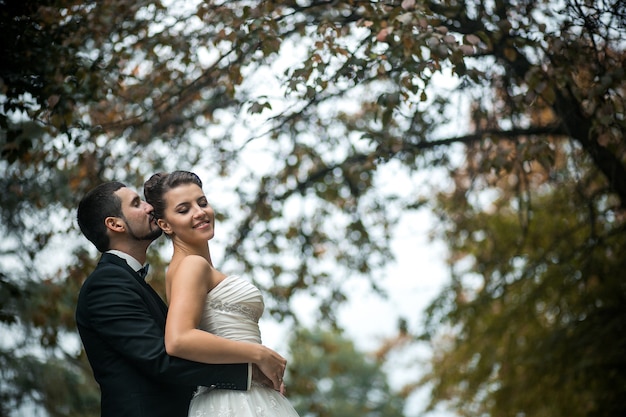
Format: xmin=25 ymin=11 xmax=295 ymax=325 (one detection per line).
xmin=141 ymin=280 xmax=168 ymax=319
xmin=100 ymin=253 xmax=168 ymax=320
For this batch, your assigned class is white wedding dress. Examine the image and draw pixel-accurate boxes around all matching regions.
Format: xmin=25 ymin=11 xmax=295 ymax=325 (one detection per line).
xmin=188 ymin=275 xmax=300 ymax=417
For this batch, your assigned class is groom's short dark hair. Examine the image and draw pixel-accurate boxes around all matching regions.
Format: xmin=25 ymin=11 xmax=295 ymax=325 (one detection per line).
xmin=77 ymin=181 xmax=126 ymax=252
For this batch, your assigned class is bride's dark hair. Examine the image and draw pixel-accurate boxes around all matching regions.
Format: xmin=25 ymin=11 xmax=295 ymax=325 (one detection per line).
xmin=144 ymin=170 xmax=203 ymax=220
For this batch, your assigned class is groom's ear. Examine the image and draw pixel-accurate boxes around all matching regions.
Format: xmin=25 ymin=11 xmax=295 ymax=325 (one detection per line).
xmin=105 ymin=216 xmax=125 ymax=233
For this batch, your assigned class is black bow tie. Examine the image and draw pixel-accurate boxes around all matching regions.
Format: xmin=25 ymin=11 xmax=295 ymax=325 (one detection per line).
xmin=137 ymin=264 xmax=150 ymax=279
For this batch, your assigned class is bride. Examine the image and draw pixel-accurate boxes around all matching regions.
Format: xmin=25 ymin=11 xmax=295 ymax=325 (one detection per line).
xmin=144 ymin=170 xmax=300 ymax=417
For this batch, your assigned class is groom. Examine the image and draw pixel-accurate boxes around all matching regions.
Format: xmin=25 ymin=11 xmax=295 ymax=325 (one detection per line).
xmin=75 ymin=181 xmax=249 ymax=417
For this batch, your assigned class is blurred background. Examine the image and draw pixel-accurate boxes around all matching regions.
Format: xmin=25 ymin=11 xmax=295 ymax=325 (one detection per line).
xmin=1 ymin=1 xmax=625 ymax=416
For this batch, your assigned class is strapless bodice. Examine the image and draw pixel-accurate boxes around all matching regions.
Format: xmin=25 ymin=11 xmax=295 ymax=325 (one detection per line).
xmin=199 ymin=275 xmax=263 ymax=344
xmin=190 ymin=276 xmax=300 ymax=417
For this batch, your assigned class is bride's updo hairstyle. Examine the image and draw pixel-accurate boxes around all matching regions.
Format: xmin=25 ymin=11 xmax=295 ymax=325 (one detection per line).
xmin=144 ymin=170 xmax=203 ymax=220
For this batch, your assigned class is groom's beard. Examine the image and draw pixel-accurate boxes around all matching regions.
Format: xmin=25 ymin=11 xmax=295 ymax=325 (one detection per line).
xmin=124 ymin=219 xmax=163 ymax=242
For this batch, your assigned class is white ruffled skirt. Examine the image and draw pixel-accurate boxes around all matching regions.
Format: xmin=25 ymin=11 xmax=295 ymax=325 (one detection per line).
xmin=188 ymin=382 xmax=300 ymax=417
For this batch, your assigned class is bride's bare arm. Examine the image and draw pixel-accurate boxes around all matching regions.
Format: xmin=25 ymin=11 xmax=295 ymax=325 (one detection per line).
xmin=164 ymin=255 xmax=285 ymax=390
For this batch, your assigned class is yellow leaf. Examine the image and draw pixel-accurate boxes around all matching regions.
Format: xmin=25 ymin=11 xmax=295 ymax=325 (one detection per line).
xmin=504 ymin=47 xmax=517 ymax=62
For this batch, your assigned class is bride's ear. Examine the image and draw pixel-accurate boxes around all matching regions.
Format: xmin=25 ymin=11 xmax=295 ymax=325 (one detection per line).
xmin=157 ymin=218 xmax=172 ymax=235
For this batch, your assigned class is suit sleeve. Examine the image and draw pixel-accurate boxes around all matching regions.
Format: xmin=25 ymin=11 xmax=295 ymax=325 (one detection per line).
xmin=81 ymin=265 xmax=249 ymax=389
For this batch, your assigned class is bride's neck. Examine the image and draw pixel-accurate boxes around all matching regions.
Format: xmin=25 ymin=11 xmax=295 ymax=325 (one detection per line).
xmin=172 ymin=240 xmax=213 ymax=265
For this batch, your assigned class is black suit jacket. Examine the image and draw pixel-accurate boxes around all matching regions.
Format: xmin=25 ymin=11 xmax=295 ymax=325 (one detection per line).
xmin=75 ymin=253 xmax=248 ymax=417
